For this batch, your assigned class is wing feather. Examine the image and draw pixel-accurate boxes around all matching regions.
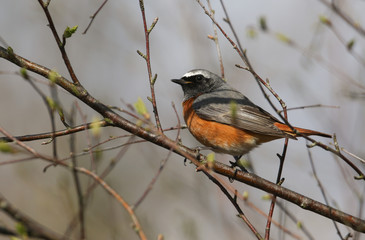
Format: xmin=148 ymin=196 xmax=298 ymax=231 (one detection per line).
xmin=192 ymin=89 xmax=292 ymax=138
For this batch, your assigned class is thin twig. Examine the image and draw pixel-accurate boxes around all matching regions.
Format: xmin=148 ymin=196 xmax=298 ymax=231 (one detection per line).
xmin=37 ymin=0 xmax=80 ymax=85
xmin=63 ymin=135 xmax=136 ymax=237
xmin=307 ymin=144 xmax=345 ymax=239
xmin=0 ymin=126 xmax=148 ymax=240
xmin=277 ymin=104 xmax=340 ymax=113
xmin=265 ymin=139 xmax=289 ymax=240
xmin=340 ymin=147 xmax=365 ymax=164
xmin=0 ymin=120 xmax=110 ymax=143
xmin=200 ymin=168 xmax=263 ymax=239
xmin=69 ymin=104 xmax=85 ymax=240
xmin=138 ymin=0 xmax=162 ymax=132
xmin=0 ymin=194 xmax=65 ymax=240
xmin=275 ymin=200 xmax=314 ymax=240
xmin=75 ymin=101 xmax=96 ymax=172
xmin=255 ymin=24 xmax=365 ymax=90
xmin=133 ymin=102 xmax=181 ymax=210
xmin=318 ymin=0 xmax=365 ymax=37
xmin=206 ymin=0 xmax=225 ymax=78
xmin=83 ymin=0 xmax=108 ymax=34
xmin=21 ymin=69 xmax=59 ymax=163
xmin=217 ymin=182 xmax=302 ymax=239
xmin=321 ymin=17 xmax=365 ymax=67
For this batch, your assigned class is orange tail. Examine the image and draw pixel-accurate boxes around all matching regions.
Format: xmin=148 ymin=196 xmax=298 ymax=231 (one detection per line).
xmin=274 ymin=123 xmax=332 ymax=138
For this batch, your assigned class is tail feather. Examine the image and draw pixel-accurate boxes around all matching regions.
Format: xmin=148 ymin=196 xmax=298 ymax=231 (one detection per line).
xmin=274 ymin=123 xmax=332 ymax=138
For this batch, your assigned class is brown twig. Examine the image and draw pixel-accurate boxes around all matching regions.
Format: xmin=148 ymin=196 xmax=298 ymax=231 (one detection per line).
xmin=265 ymin=138 xmax=289 ymax=240
xmin=277 ymin=104 xmax=340 ymax=113
xmin=63 ymin=135 xmax=135 ymax=237
xmin=133 ymin=102 xmax=180 ymax=210
xmin=0 ymin=156 xmax=39 ymax=166
xmin=76 ymin=167 xmax=148 ymax=240
xmin=275 ymin=200 xmax=314 ymax=240
xmin=69 ymin=104 xmax=85 ymax=240
xmin=83 ymin=0 xmax=109 ymax=34
xmin=74 ymin=101 xmax=97 ymax=172
xmin=202 ymin=169 xmax=263 ymax=239
xmin=138 ymin=0 xmax=162 ymax=132
xmin=320 ymin=16 xmax=365 ymax=67
xmin=0 ymin=120 xmax=110 ymax=143
xmin=318 ymin=0 xmax=365 ymax=37
xmin=37 ymin=0 xmax=80 ymax=85
xmin=216 ymin=179 xmax=302 ymax=239
xmin=0 ymin=126 xmax=148 ymax=240
xmin=20 ymin=69 xmax=59 ymax=163
xmin=254 ymin=24 xmax=365 ymax=90
xmin=307 ymin=145 xmax=346 ymax=239
xmin=206 ymin=0 xmax=225 ymax=78
xmin=0 ymin=194 xmax=65 ymax=240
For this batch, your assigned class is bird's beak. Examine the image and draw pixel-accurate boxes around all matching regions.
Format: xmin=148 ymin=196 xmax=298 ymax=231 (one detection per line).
xmin=171 ymin=78 xmax=191 ymax=85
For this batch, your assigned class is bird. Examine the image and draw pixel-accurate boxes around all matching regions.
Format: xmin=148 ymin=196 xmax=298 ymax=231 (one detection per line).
xmin=171 ymin=69 xmax=331 ymax=166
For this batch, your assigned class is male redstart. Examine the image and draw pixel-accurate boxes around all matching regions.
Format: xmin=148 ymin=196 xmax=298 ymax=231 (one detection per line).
xmin=172 ymin=69 xmax=331 ymax=162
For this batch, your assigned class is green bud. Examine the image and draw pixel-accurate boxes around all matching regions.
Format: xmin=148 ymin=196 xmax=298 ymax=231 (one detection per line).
xmin=63 ymin=25 xmax=78 ymax=38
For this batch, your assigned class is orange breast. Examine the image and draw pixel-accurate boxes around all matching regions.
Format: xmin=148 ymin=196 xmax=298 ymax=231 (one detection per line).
xmin=182 ymin=97 xmax=269 ymax=156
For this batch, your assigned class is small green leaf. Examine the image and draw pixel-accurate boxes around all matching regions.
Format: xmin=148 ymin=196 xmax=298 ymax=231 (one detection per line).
xmin=206 ymin=152 xmax=215 ymax=163
xmin=242 ymin=191 xmax=249 ymax=201
xmin=136 ymin=50 xmax=146 ymax=59
xmin=48 ymin=70 xmax=60 ymax=83
xmin=297 ymin=221 xmax=303 ymax=229
xmin=206 ymin=152 xmax=215 ymax=168
xmin=10 ymin=237 xmax=22 ymax=240
xmin=104 ymin=118 xmax=113 ymax=124
xmin=94 ymin=148 xmax=103 ymax=160
xmin=261 ymin=194 xmax=272 ymax=200
xmin=151 ymin=73 xmax=158 ymax=85
xmin=63 ymin=25 xmax=78 ymax=38
xmin=246 ymin=27 xmax=257 ymax=38
xmin=259 ymin=16 xmax=267 ymax=31
xmin=46 ymin=96 xmax=56 ymax=111
xmin=15 ymin=222 xmax=27 ymax=236
xmin=0 ymin=141 xmax=14 ymax=153
xmin=90 ymin=117 xmax=102 ymax=137
xmin=20 ymin=68 xmax=28 ymax=79
xmin=319 ymin=15 xmax=331 ymax=26
xmin=7 ymin=46 xmax=14 ymax=56
xmin=275 ymin=33 xmax=291 ymax=44
xmin=347 ymin=39 xmax=355 ymax=50
xmin=134 ymin=97 xmax=150 ymax=119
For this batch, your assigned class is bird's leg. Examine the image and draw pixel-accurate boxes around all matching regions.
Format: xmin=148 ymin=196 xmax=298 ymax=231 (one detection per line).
xmin=229 ymin=155 xmax=249 ymax=173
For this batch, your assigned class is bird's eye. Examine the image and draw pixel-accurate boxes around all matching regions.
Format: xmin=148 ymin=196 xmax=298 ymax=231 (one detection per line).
xmin=196 ymin=75 xmax=203 ymax=81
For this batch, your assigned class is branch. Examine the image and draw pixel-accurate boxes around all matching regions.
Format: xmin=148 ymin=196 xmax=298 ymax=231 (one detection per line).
xmin=1 ymin=46 xmax=365 ymax=233
xmin=0 ymin=127 xmax=148 ymax=240
xmin=83 ymin=0 xmax=109 ymax=34
xmin=0 ymin=194 xmax=65 ymax=240
xmin=37 ymin=0 xmax=80 ymax=85
xmin=0 ymin=120 xmax=111 ymax=143
xmin=138 ymin=0 xmax=162 ymax=132
xmin=318 ymin=0 xmax=365 ymax=37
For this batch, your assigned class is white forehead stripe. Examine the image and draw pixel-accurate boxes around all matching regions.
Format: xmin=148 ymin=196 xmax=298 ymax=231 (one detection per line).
xmin=182 ymin=69 xmax=211 ymax=78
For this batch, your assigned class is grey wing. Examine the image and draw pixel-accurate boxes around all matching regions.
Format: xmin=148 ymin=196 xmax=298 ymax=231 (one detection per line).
xmin=193 ymin=89 xmax=290 ymax=138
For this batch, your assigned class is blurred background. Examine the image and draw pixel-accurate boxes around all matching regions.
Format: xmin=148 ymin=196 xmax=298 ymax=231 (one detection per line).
xmin=1 ymin=0 xmax=365 ymax=239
